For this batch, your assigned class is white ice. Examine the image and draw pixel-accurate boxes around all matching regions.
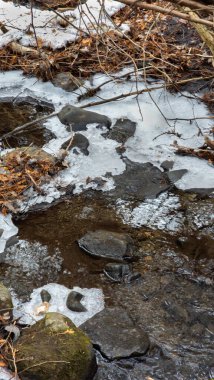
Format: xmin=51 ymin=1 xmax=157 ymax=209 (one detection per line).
xmin=116 ymin=193 xmax=184 ymax=232
xmin=0 ymin=213 xmax=18 ymax=254
xmin=12 ymin=283 xmax=105 ymax=326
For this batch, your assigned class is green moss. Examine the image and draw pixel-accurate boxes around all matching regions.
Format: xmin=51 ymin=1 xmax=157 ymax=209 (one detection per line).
xmin=13 ymin=312 xmax=96 ymax=380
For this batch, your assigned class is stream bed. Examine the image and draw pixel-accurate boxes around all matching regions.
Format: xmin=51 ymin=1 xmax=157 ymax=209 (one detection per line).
xmin=0 ymin=70 xmax=213 ymax=380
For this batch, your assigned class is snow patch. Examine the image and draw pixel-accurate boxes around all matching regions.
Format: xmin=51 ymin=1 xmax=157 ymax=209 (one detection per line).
xmin=13 ymin=283 xmax=105 ymax=326
xmin=0 ymin=0 xmax=125 ymax=49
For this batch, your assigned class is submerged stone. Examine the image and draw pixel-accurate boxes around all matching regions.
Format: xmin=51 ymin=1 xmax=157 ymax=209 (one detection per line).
xmin=104 ymin=263 xmax=141 ymax=283
xmin=61 ymin=133 xmax=89 ymax=155
xmin=66 ymin=291 xmax=87 ymax=312
xmin=78 ymin=230 xmax=134 ymax=261
xmin=58 ymin=105 xmax=111 ymax=131
xmin=82 ymin=307 xmax=150 ymax=360
xmin=13 ymin=312 xmax=96 ymax=380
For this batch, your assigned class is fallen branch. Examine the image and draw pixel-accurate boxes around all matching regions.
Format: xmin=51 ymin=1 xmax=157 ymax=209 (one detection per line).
xmin=182 ymin=6 xmax=214 ymax=62
xmin=115 ymin=0 xmax=214 ymax=28
xmin=9 ymin=42 xmax=40 ymax=58
xmin=172 ymin=0 xmax=214 ymax=13
xmin=174 ymin=142 xmax=214 ymax=163
xmin=1 ymin=73 xmax=214 ymax=141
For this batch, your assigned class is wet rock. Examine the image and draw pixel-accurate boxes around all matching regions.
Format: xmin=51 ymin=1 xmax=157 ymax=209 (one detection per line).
xmin=167 ymin=169 xmax=188 ymax=184
xmin=40 ymin=289 xmax=51 ymax=303
xmin=104 ymin=263 xmax=141 ymax=283
xmin=162 ymin=300 xmax=189 ymax=323
xmin=94 ymin=362 xmax=130 ymax=380
xmin=0 ymin=282 xmax=13 ymax=320
xmin=160 ymin=160 xmax=174 ymax=171
xmin=78 ymin=230 xmax=134 ymax=261
xmin=185 ymin=188 xmax=214 ymax=196
xmin=104 ymin=118 xmax=136 ymax=144
xmin=13 ymin=312 xmax=96 ymax=380
xmin=58 ymin=105 xmax=111 ymax=131
xmin=52 ymin=72 xmax=84 ymax=92
xmin=112 ymin=159 xmax=171 ymax=200
xmin=61 ymin=133 xmax=89 ymax=155
xmin=66 ymin=291 xmax=87 ymax=312
xmin=81 ymin=307 xmax=150 ymax=360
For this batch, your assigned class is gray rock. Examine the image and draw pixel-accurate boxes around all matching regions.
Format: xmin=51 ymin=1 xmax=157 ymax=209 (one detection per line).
xmin=162 ymin=300 xmax=189 ymax=323
xmin=66 ymin=291 xmax=87 ymax=312
xmin=52 ymin=72 xmax=84 ymax=92
xmin=105 ymin=118 xmax=136 ymax=144
xmin=94 ymin=362 xmax=130 ymax=380
xmin=112 ymin=159 xmax=171 ymax=200
xmin=0 ymin=282 xmax=13 ymax=320
xmin=78 ymin=230 xmax=134 ymax=261
xmin=104 ymin=263 xmax=141 ymax=283
xmin=58 ymin=105 xmax=111 ymax=131
xmin=40 ymin=289 xmax=51 ymax=303
xmin=61 ymin=133 xmax=89 ymax=155
xmin=185 ymin=188 xmax=214 ymax=196
xmin=160 ymin=160 xmax=174 ymax=171
xmin=167 ymin=169 xmax=188 ymax=184
xmin=13 ymin=312 xmax=96 ymax=380
xmin=81 ymin=307 xmax=150 ymax=360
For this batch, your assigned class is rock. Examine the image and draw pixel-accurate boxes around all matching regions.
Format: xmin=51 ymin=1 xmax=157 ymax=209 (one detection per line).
xmin=105 ymin=118 xmax=136 ymax=144
xmin=185 ymin=188 xmax=214 ymax=196
xmin=61 ymin=133 xmax=89 ymax=155
xmin=81 ymin=307 xmax=150 ymax=360
xmin=167 ymin=169 xmax=188 ymax=184
xmin=58 ymin=105 xmax=111 ymax=131
xmin=40 ymin=289 xmax=51 ymax=303
xmin=104 ymin=263 xmax=141 ymax=283
xmin=78 ymin=230 xmax=134 ymax=261
xmin=66 ymin=291 xmax=87 ymax=312
xmin=52 ymin=72 xmax=84 ymax=92
xmin=162 ymin=300 xmax=189 ymax=323
xmin=13 ymin=312 xmax=96 ymax=380
xmin=94 ymin=362 xmax=130 ymax=380
xmin=0 ymin=282 xmax=13 ymax=320
xmin=160 ymin=160 xmax=174 ymax=171
xmin=112 ymin=159 xmax=171 ymax=200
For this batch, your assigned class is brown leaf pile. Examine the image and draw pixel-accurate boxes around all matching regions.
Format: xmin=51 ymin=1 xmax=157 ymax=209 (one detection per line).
xmin=0 ymin=2 xmax=213 ymax=86
xmin=0 ymin=147 xmax=61 ymax=214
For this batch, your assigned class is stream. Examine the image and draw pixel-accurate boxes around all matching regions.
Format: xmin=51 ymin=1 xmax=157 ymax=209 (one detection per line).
xmin=0 ymin=71 xmax=213 ymax=380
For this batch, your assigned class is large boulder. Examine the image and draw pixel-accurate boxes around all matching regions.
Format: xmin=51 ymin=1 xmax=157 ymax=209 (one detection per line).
xmin=13 ymin=312 xmax=96 ymax=380
xmin=58 ymin=105 xmax=111 ymax=131
xmin=82 ymin=307 xmax=150 ymax=360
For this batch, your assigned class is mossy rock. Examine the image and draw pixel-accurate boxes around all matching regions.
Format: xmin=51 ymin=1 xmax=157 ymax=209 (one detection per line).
xmin=0 ymin=282 xmax=13 ymax=319
xmin=13 ymin=312 xmax=96 ymax=380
